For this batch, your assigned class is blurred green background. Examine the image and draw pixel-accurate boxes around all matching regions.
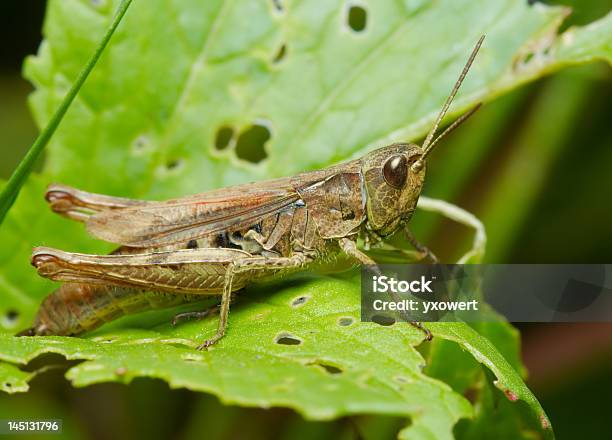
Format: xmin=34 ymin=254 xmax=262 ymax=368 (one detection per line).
xmin=0 ymin=1 xmax=610 ymax=439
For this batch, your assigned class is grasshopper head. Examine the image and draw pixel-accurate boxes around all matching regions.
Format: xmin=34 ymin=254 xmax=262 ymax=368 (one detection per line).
xmin=361 ymin=143 xmax=426 ymax=236
xmin=362 ymin=35 xmax=486 ymax=237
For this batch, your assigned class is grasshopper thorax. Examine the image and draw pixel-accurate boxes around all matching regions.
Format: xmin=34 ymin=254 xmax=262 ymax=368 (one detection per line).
xmin=361 ymin=143 xmax=426 ymax=236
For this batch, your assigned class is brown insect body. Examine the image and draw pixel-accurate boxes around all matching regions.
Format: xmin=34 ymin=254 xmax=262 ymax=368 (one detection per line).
xmin=23 ymin=145 xmax=419 ymax=334
xmin=22 ymin=37 xmax=485 ymax=348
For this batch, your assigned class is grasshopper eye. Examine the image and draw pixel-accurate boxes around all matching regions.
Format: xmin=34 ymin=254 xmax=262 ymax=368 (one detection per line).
xmin=383 ymin=155 xmax=408 ymax=189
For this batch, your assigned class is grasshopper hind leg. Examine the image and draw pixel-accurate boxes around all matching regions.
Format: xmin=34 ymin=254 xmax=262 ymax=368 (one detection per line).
xmin=45 ymin=184 xmax=147 ymax=222
xmin=30 ymin=246 xmax=312 ymax=350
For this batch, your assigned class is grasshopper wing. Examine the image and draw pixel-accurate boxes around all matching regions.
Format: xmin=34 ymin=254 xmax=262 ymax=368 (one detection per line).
xmin=85 ymin=177 xmax=300 ymax=247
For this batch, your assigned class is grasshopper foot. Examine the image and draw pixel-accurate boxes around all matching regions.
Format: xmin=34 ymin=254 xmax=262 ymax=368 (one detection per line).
xmin=196 ymin=335 xmax=222 ymax=351
xmin=418 ymin=249 xmax=438 ymax=264
xmin=410 ymin=321 xmax=433 ymax=341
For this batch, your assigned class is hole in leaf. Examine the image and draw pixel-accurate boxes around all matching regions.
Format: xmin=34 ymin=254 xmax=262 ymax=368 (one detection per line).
xmin=2 ymin=309 xmax=20 ymax=328
xmin=291 ymin=295 xmax=309 ymax=307
xmin=272 ymin=43 xmax=287 ymax=63
xmin=347 ymin=4 xmax=367 ymax=32
xmin=215 ymin=126 xmax=234 ymax=150
xmin=21 ymin=353 xmax=82 ymax=374
xmin=5 ymin=310 xmax=19 ymax=323
xmin=133 ymin=135 xmax=149 ymax=151
xmin=523 ymin=52 xmax=535 ymax=64
xmin=372 ymin=314 xmax=395 ymax=326
xmin=166 ymin=159 xmax=184 ymax=171
xmin=4 ymin=382 xmax=11 ymax=388
xmin=131 ymin=135 xmax=155 ymax=157
xmin=235 ymin=123 xmax=271 ymax=164
xmin=275 ymin=332 xmax=302 ymax=345
xmin=312 ymin=362 xmax=343 ymax=375
xmin=337 ymin=317 xmax=354 ymax=326
xmin=271 ymin=0 xmax=283 ymax=12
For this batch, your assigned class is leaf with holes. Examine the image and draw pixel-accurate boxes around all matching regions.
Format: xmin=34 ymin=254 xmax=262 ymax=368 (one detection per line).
xmin=0 ymin=274 xmax=551 ymax=439
xmin=1 ymin=0 xmax=611 ymax=437
xmin=0 ymin=362 xmax=31 ymax=393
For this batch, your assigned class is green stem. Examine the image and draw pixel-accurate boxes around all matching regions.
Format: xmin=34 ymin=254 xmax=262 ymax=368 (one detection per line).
xmin=0 ymin=0 xmax=134 ymax=225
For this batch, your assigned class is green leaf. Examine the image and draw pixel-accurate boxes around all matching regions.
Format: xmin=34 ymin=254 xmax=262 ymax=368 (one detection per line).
xmin=0 ymin=276 xmax=473 ymax=437
xmin=552 ymin=10 xmax=612 ymax=64
xmin=0 ymin=362 xmax=30 ymax=393
xmin=20 ymin=0 xmax=611 ymax=198
xmin=2 ymin=0 xmax=610 ymax=436
xmin=428 ymin=323 xmax=552 ymax=433
xmin=0 ymin=274 xmax=552 ymax=439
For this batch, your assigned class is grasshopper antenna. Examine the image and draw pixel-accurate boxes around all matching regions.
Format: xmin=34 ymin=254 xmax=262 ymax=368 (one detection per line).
xmin=418 ymin=35 xmax=485 ymax=163
xmin=422 ymin=103 xmax=482 ymax=158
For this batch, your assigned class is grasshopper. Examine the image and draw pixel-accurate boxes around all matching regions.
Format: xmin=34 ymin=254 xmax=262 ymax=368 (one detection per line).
xmin=20 ymin=36 xmax=485 ymax=349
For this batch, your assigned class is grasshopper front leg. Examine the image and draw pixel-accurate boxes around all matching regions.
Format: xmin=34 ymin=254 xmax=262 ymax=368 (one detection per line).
xmin=338 ymin=238 xmax=432 ymax=341
xmin=404 ymin=228 xmax=438 ymax=263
